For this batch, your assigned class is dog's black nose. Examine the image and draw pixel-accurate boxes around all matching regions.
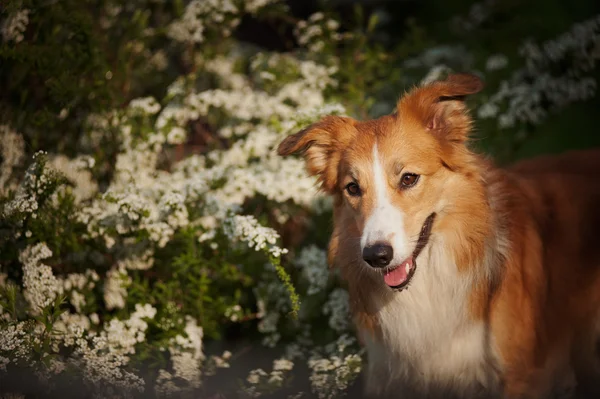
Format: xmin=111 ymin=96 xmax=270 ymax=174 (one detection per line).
xmin=362 ymin=243 xmax=394 ymax=267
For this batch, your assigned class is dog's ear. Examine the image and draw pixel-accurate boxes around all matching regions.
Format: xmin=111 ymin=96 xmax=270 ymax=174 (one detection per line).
xmin=277 ymin=115 xmax=356 ymax=193
xmin=398 ymin=73 xmax=484 ymax=143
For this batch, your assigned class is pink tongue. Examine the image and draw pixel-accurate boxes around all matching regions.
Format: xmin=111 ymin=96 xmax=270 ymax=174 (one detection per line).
xmin=384 ymin=266 xmax=408 ymax=287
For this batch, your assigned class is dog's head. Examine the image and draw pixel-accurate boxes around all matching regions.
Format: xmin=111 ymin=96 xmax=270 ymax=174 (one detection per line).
xmin=278 ymin=74 xmax=488 ymax=292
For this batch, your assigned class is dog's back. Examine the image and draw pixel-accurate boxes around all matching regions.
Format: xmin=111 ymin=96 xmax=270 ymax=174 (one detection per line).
xmin=494 ymin=148 xmax=600 ymax=397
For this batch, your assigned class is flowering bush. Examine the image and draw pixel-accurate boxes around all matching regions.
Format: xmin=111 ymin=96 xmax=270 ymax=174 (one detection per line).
xmin=2 ymin=0 xmax=600 ymax=398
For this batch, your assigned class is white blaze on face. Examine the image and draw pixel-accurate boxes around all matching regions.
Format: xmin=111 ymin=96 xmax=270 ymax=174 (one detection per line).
xmin=360 ymin=144 xmax=410 ymax=265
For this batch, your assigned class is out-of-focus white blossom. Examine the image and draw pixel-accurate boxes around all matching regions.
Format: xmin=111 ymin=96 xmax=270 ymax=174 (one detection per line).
xmin=1 ymin=9 xmax=29 ymax=43
xmin=167 ymin=0 xmax=239 ymax=44
xmin=155 ymin=316 xmax=204 ymax=396
xmin=0 ymin=125 xmax=25 ymax=195
xmin=322 ymin=289 xmax=350 ymax=332
xmin=49 ymin=155 xmax=98 ymax=203
xmin=307 ymin=335 xmax=363 ymax=399
xmin=295 ymin=245 xmax=329 ymax=295
xmin=104 ymin=266 xmax=131 ymax=310
xmin=478 ymin=14 xmax=600 ymax=128
xmin=294 ymin=12 xmax=343 ymax=53
xmin=486 ymin=54 xmax=508 ymax=71
xmin=244 ymin=0 xmax=278 ymax=14
xmin=129 ymin=97 xmax=161 ymax=115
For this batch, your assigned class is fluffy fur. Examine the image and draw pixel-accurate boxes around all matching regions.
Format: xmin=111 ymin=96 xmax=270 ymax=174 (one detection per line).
xmin=278 ymin=74 xmax=600 ymax=399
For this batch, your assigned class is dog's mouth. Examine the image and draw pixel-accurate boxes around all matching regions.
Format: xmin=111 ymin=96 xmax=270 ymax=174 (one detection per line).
xmin=382 ymin=213 xmax=436 ymax=291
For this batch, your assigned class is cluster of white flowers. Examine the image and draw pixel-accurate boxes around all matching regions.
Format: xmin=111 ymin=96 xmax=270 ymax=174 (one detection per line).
xmin=224 ymin=304 xmax=243 ymax=322
xmin=478 ymin=14 xmax=600 ymax=128
xmin=254 ymin=277 xmax=293 ymax=347
xmin=322 ymin=288 xmax=351 ymax=332
xmin=149 ymin=50 xmax=169 ymax=71
xmin=182 ymin=60 xmax=338 ymax=125
xmin=103 ymin=266 xmax=131 ymax=310
xmin=19 ymin=243 xmax=62 ymax=314
xmin=116 ymin=247 xmax=155 ymax=271
xmin=224 ymin=214 xmax=288 ymax=258
xmin=294 ymin=12 xmax=342 ymax=53
xmin=128 ymin=96 xmax=161 ymax=115
xmin=0 ymin=322 xmax=32 ymax=370
xmin=167 ymin=0 xmax=240 ymax=44
xmin=204 ymin=350 xmax=232 ymax=376
xmin=0 ymin=125 xmax=24 ymax=195
xmin=49 ymin=154 xmax=98 ymax=203
xmin=0 ymin=3 xmax=367 ymax=396
xmin=485 ymin=54 xmax=509 ymax=71
xmin=295 ymin=245 xmax=329 ymax=295
xmin=243 ymin=357 xmax=295 ymax=397
xmin=0 ymin=296 xmax=157 ymax=396
xmin=78 ymin=60 xmax=337 ymax=254
xmin=98 ymin=3 xmax=122 ymax=30
xmin=404 ymin=45 xmax=474 ymax=72
xmin=244 ymin=0 xmax=278 ymax=14
xmin=2 ymin=151 xmax=53 ymax=219
xmin=54 ymin=305 xmax=155 ymax=396
xmin=61 ymin=270 xmax=99 ymax=313
xmin=72 ymin=335 xmax=146 ymax=396
xmin=83 ymin=149 xmax=186 ymax=244
xmin=406 ymin=44 xmax=475 ymax=88
xmin=1 ymin=9 xmax=29 ymax=43
xmin=307 ymin=335 xmax=363 ymax=399
xmin=155 ymin=316 xmax=204 ymax=396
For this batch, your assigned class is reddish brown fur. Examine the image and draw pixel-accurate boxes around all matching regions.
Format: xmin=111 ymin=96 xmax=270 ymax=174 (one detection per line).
xmin=278 ymin=74 xmax=600 ymax=398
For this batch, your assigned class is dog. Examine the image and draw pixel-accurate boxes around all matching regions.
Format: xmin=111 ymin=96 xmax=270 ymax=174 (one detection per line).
xmin=277 ymin=74 xmax=600 ymax=398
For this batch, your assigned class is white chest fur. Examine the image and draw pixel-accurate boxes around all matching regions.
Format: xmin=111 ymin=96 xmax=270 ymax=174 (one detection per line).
xmin=359 ymin=245 xmax=501 ymax=398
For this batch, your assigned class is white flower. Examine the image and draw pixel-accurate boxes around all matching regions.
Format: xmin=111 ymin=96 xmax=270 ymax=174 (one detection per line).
xmin=245 ymin=0 xmax=277 ymax=13
xmin=166 ymin=126 xmax=187 ymax=144
xmin=156 ymin=316 xmax=204 ymax=394
xmin=295 ymin=245 xmax=329 ymax=295
xmin=480 ymin=14 xmax=600 ymax=128
xmin=322 ymin=289 xmax=351 ymax=332
xmin=486 ymin=54 xmax=509 ymax=71
xmin=273 ymin=358 xmax=294 ymax=371
xmin=1 ymin=9 xmax=30 ymax=43
xmin=223 ymin=214 xmax=288 ymax=258
xmin=0 ymin=322 xmax=30 ymax=362
xmin=3 ymin=153 xmax=55 ymax=218
xmin=0 ymin=125 xmax=25 ymax=195
xmin=20 ymin=243 xmax=62 ymax=315
xmin=49 ymin=154 xmax=99 ymax=203
xmin=421 ymin=64 xmax=452 ymax=85
xmin=167 ymin=0 xmax=239 ymax=44
xmin=103 ymin=266 xmax=131 ymax=310
xmin=307 ymin=336 xmax=363 ymax=399
xmin=129 ymin=97 xmax=161 ymax=115
xmin=90 ymin=313 xmax=100 ymax=325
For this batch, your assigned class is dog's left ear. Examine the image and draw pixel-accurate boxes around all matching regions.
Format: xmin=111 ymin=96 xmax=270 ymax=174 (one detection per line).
xmin=277 ymin=115 xmax=356 ymax=193
xmin=398 ymin=73 xmax=484 ymax=143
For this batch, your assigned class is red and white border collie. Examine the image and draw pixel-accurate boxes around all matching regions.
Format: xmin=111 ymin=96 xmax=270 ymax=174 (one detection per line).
xmin=278 ymin=74 xmax=600 ymax=398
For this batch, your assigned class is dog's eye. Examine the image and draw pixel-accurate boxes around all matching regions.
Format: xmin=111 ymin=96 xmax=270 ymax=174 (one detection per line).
xmin=345 ymin=182 xmax=361 ymax=197
xmin=400 ymin=173 xmax=419 ymax=188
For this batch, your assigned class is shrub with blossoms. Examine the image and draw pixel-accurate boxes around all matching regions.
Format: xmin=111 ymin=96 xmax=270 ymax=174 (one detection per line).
xmin=2 ymin=0 xmax=600 ymax=398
